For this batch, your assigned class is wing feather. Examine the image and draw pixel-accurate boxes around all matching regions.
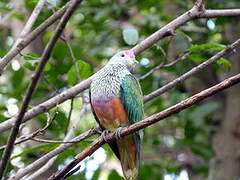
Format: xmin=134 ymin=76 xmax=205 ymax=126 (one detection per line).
xmin=120 ymin=74 xmax=144 ymax=152
xmin=120 ymin=74 xmax=144 ymax=125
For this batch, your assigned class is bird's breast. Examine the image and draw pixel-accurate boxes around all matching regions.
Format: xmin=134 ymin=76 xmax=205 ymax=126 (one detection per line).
xmin=91 ymin=97 xmax=128 ymax=131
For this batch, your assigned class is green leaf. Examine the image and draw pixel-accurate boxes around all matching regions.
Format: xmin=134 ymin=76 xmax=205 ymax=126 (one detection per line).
xmin=11 ymin=68 xmax=25 ymax=89
xmin=12 ymin=13 xmax=25 ymax=20
xmin=122 ymin=29 xmax=139 ymax=45
xmin=67 ymin=60 xmax=92 ymax=85
xmin=44 ymin=62 xmax=51 ymax=72
xmin=188 ymin=53 xmax=206 ymax=63
xmin=23 ymin=53 xmax=40 ymax=61
xmin=188 ymin=43 xmax=225 ymax=52
xmin=216 ymin=58 xmax=232 ymax=67
xmin=23 ymin=62 xmax=38 ymax=71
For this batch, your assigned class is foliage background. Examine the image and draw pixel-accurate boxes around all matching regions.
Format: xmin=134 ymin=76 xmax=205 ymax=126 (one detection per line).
xmin=0 ymin=0 xmax=240 ymax=179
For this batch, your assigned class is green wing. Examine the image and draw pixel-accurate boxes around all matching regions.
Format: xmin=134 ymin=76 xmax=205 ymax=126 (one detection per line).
xmin=120 ymin=74 xmax=144 ymax=125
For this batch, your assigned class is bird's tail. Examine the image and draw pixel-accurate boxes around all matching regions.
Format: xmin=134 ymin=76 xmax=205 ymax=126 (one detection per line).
xmin=116 ymin=133 xmax=140 ymax=180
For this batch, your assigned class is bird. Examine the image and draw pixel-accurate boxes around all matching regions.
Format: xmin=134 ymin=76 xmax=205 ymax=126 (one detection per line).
xmin=89 ymin=50 xmax=144 ymax=180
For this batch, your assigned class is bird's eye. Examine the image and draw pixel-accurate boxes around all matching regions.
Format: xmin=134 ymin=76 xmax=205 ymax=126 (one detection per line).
xmin=121 ymin=54 xmax=125 ymax=57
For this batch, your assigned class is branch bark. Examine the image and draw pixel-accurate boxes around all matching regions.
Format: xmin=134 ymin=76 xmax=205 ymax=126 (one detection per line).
xmin=139 ymin=52 xmax=190 ymax=80
xmin=25 ymin=104 xmax=89 ymax=180
xmin=0 ymin=1 xmax=82 ymax=178
xmin=0 ymin=4 xmax=239 ymax=122
xmin=9 ymin=127 xmax=99 ymax=180
xmin=13 ymin=0 xmax=46 ymax=48
xmin=143 ymin=38 xmax=240 ymax=102
xmin=1 ymin=37 xmax=240 ymax=134
xmin=0 ymin=1 xmax=70 ymax=73
xmin=49 ymin=72 xmax=240 ymax=180
xmin=9 ymin=37 xmax=240 ymax=178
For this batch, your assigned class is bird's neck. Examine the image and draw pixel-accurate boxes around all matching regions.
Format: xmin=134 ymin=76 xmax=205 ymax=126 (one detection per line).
xmin=91 ymin=64 xmax=130 ymax=100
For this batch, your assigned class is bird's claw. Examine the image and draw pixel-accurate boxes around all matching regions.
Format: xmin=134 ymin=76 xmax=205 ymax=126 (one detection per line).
xmin=101 ymin=130 xmax=109 ymax=142
xmin=113 ymin=127 xmax=123 ymax=140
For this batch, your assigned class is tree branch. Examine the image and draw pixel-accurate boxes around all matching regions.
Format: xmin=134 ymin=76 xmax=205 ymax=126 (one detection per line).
xmin=13 ymin=0 xmax=46 ymax=48
xmin=0 ymin=109 xmax=57 ymax=151
xmin=1 ymin=4 xmax=240 ymax=133
xmin=139 ymin=52 xmax=190 ymax=80
xmin=9 ymin=126 xmax=100 ymax=180
xmin=0 ymin=1 xmax=70 ymax=73
xmin=24 ymin=103 xmax=89 ymax=180
xmin=49 ymin=72 xmax=240 ymax=179
xmin=200 ymin=9 xmax=240 ymax=18
xmin=1 ymin=37 xmax=240 ymax=134
xmin=0 ymin=1 xmax=82 ymax=178
xmin=143 ymin=39 xmax=240 ymax=102
xmin=9 ymin=37 xmax=240 ymax=178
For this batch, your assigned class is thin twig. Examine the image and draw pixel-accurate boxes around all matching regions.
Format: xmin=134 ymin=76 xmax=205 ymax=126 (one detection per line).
xmin=0 ymin=1 xmax=71 ymax=73
xmin=1 ymin=3 xmax=240 ymax=133
xmin=65 ymin=98 xmax=74 ymax=135
xmin=0 ymin=109 xmax=58 ymax=151
xmin=0 ymin=1 xmax=82 ymax=178
xmin=62 ymin=166 xmax=81 ymax=180
xmin=13 ymin=0 xmax=47 ymax=48
xmin=139 ymin=52 xmax=190 ymax=80
xmin=143 ymin=39 xmax=240 ymax=102
xmin=61 ymin=35 xmax=81 ymax=81
xmin=24 ymin=104 xmax=89 ymax=180
xmin=30 ymin=137 xmax=92 ymax=144
xmin=49 ymin=72 xmax=240 ymax=179
xmin=9 ymin=126 xmax=100 ymax=180
xmin=2 ymin=37 xmax=240 ymax=134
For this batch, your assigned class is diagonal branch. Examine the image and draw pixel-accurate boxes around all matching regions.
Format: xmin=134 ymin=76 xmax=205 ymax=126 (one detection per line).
xmin=9 ymin=126 xmax=100 ymax=180
xmin=9 ymin=37 xmax=240 ymax=179
xmin=25 ymin=103 xmax=89 ymax=180
xmin=1 ymin=37 xmax=240 ymax=134
xmin=13 ymin=0 xmax=47 ymax=48
xmin=0 ymin=1 xmax=82 ymax=178
xmin=49 ymin=72 xmax=240 ymax=179
xmin=143 ymin=39 xmax=240 ymax=102
xmin=0 ymin=109 xmax=57 ymax=151
xmin=0 ymin=1 xmax=70 ymax=73
xmin=1 ymin=3 xmax=240 ymax=133
xmin=139 ymin=52 xmax=190 ymax=80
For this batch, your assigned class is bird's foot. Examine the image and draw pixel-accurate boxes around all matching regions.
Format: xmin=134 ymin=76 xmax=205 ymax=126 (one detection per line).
xmin=101 ymin=130 xmax=109 ymax=142
xmin=113 ymin=127 xmax=123 ymax=140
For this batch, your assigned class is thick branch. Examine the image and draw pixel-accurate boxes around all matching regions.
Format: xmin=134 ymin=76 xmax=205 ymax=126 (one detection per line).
xmin=0 ymin=1 xmax=70 ymax=73
xmin=200 ymin=9 xmax=240 ymax=18
xmin=1 ymin=4 xmax=240 ymax=133
xmin=0 ymin=78 xmax=92 ymax=133
xmin=9 ymin=37 xmax=240 ymax=179
xmin=50 ymin=72 xmax=240 ymax=179
xmin=0 ymin=1 xmax=81 ymax=178
xmin=143 ymin=38 xmax=240 ymax=102
xmin=9 ymin=127 xmax=99 ymax=180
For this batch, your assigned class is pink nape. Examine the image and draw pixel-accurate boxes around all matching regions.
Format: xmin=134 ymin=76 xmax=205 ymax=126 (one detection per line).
xmin=125 ymin=50 xmax=135 ymax=58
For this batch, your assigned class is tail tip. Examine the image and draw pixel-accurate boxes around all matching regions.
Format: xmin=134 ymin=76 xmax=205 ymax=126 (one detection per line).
xmin=123 ymin=168 xmax=138 ymax=180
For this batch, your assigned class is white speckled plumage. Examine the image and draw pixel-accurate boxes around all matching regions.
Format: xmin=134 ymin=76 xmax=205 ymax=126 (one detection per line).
xmin=91 ymin=63 xmax=130 ymax=100
xmin=90 ymin=50 xmax=137 ymax=100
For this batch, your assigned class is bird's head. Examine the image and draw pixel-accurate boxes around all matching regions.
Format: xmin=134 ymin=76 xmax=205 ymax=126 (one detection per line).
xmin=108 ymin=50 xmax=138 ymax=69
